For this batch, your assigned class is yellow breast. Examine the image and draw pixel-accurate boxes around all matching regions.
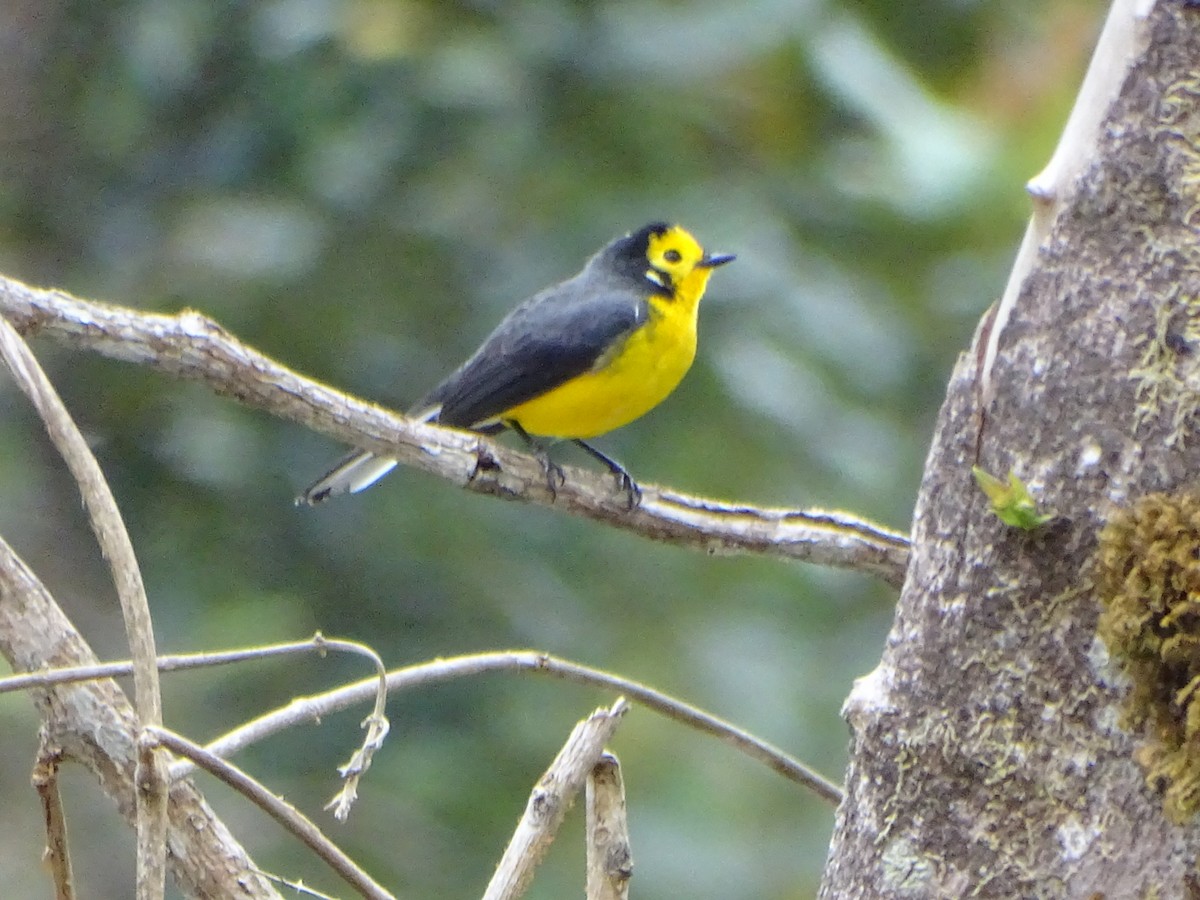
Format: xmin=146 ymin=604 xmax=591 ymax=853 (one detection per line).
xmin=500 ymin=265 xmax=714 ymax=439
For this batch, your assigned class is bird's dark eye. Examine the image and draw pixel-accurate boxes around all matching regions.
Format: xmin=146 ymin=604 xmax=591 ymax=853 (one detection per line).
xmin=663 ymin=249 xmax=682 ymax=263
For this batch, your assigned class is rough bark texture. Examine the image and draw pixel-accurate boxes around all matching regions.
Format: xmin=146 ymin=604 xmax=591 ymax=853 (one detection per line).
xmin=821 ymin=4 xmax=1200 ymax=897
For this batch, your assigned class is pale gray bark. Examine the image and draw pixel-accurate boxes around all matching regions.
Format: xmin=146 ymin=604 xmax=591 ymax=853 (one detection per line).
xmin=821 ymin=2 xmax=1200 ymax=896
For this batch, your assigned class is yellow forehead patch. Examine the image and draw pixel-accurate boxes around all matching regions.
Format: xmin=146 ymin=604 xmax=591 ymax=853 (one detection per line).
xmin=646 ymin=225 xmax=705 ymax=271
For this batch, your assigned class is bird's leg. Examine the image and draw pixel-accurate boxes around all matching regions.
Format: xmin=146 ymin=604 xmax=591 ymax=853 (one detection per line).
xmin=572 ymin=440 xmax=641 ymax=510
xmin=508 ymin=422 xmax=565 ymax=498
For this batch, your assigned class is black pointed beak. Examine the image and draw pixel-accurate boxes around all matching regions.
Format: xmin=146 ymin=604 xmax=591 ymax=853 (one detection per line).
xmin=700 ymin=252 xmax=736 ymax=268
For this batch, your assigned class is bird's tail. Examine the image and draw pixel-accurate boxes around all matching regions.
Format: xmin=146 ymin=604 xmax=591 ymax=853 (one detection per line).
xmin=296 ymin=450 xmax=399 ymax=506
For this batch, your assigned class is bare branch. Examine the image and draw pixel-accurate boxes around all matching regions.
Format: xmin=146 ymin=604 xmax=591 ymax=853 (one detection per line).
xmin=32 ymin=741 xmax=75 ymax=900
xmin=317 ymin=635 xmax=390 ymax=822
xmin=0 ymin=535 xmax=280 ymax=898
xmin=0 ymin=315 xmax=167 ymax=898
xmin=483 ymin=699 xmax=629 ymax=900
xmin=0 ymin=276 xmax=910 ymax=587
xmin=0 ymin=637 xmax=840 ymax=805
xmin=586 ymin=753 xmax=632 ymax=900
xmin=170 ymin=650 xmax=843 ymax=807
xmin=146 ymin=727 xmax=395 ymax=900
xmin=0 ymin=634 xmax=355 ymax=694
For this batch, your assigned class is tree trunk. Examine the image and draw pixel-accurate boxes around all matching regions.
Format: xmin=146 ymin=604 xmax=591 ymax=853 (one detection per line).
xmin=821 ymin=2 xmax=1200 ymax=896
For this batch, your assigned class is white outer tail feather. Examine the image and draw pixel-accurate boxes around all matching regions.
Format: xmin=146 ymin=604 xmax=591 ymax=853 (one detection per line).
xmin=298 ymin=406 xmax=441 ymax=505
xmin=297 ymin=451 xmax=399 ymax=505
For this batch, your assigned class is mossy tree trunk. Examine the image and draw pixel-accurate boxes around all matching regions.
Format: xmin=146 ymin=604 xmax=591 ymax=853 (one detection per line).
xmin=820 ymin=3 xmax=1200 ymax=896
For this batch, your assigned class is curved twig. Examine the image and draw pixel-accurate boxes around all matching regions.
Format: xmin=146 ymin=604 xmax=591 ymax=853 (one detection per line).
xmin=0 ymin=641 xmax=842 ymax=804
xmin=170 ymin=650 xmax=844 ymax=807
xmin=0 ymin=316 xmax=169 ymax=899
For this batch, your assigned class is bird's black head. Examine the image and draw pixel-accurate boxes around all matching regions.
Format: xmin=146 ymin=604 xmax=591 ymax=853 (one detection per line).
xmin=603 ymin=222 xmax=672 ymax=284
xmin=597 ymin=222 xmax=733 ymax=297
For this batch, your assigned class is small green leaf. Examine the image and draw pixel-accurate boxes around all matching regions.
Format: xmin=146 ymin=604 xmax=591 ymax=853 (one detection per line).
xmin=972 ymin=466 xmax=1055 ymax=530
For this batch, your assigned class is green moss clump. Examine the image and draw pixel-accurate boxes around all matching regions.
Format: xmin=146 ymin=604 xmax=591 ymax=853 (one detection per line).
xmin=1097 ymin=492 xmax=1200 ymax=821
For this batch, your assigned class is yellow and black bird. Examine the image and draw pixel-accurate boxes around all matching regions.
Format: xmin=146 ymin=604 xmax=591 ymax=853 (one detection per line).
xmin=298 ymin=222 xmax=734 ymax=506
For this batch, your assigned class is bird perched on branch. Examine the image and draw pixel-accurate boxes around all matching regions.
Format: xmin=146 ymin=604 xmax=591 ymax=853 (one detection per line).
xmin=298 ymin=222 xmax=734 ymax=507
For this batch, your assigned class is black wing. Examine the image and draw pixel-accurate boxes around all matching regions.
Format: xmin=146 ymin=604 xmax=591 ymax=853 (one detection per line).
xmin=416 ymin=278 xmax=647 ymax=429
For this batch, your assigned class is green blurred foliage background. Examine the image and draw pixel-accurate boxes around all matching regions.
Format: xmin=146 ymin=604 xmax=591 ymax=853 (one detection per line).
xmin=0 ymin=0 xmax=1100 ymax=896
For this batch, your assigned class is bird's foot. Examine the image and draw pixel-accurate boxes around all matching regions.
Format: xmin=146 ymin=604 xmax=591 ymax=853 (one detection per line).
xmin=573 ymin=439 xmax=641 ymax=510
xmin=536 ymin=450 xmax=567 ymax=499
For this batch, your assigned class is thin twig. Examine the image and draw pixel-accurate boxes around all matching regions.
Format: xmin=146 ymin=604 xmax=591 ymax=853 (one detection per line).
xmin=586 ymin=753 xmax=632 ymax=900
xmin=0 ymin=279 xmax=910 ymax=587
xmin=316 ymin=635 xmax=390 ymax=821
xmin=0 ymin=315 xmax=168 ymax=900
xmin=145 ymin=726 xmax=395 ymax=900
xmin=32 ymin=741 xmax=75 ymax=900
xmin=0 ymin=634 xmax=354 ymax=694
xmin=0 ymin=643 xmax=839 ymax=804
xmin=483 ymin=699 xmax=629 ymax=900
xmin=0 ymin=632 xmax=393 ymax=820
xmin=3 ymin=631 xmax=841 ymax=805
xmin=170 ymin=650 xmax=844 ymax=806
